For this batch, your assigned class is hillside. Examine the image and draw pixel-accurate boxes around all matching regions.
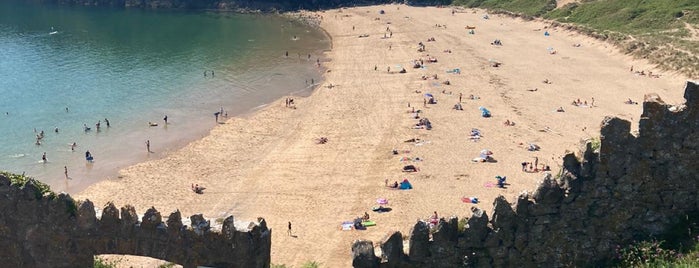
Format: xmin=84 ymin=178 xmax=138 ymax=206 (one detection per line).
xmin=453 ymin=0 xmax=699 ymax=77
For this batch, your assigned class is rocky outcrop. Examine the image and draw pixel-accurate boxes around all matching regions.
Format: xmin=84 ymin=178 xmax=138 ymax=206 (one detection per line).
xmin=353 ymin=81 xmax=699 ymax=267
xmin=0 ymin=176 xmax=271 ymax=268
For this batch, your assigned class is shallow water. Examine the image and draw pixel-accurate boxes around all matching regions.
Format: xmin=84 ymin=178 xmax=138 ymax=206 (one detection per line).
xmin=0 ymin=1 xmax=330 ymax=193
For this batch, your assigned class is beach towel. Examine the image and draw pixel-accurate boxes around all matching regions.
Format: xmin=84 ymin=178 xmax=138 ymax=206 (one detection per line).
xmin=361 ymin=221 xmax=377 ymax=227
xmin=461 ymin=197 xmax=479 ymax=204
xmin=341 ymin=221 xmax=353 ymax=231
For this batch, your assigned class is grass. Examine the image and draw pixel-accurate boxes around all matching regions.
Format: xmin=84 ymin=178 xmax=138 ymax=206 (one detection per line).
xmin=453 ymin=0 xmax=556 ymax=16
xmin=452 ymin=0 xmax=699 ymax=77
xmin=271 ymin=261 xmax=321 ymax=268
xmin=93 ymin=256 xmax=121 ymax=268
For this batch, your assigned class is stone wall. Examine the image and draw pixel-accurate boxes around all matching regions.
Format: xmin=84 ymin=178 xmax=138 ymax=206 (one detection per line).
xmin=353 ymin=81 xmax=699 ymax=267
xmin=0 ymin=177 xmax=270 ymax=268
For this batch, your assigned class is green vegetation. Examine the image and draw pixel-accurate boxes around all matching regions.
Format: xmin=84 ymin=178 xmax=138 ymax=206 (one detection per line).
xmin=157 ymin=262 xmax=177 ymax=268
xmin=453 ymin=0 xmax=556 ymax=16
xmin=301 ymin=261 xmax=321 ymax=268
xmin=614 ymin=238 xmax=699 ymax=267
xmin=271 ymin=261 xmax=320 ymax=268
xmin=588 ymin=137 xmax=601 ymax=152
xmin=93 ymin=256 xmax=120 ymax=268
xmin=614 ymin=213 xmax=699 ymax=267
xmin=452 ymin=0 xmax=699 ymax=77
xmin=1 ymin=171 xmax=55 ymax=199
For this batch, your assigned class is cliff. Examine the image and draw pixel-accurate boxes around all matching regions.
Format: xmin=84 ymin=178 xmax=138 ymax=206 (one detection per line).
xmin=0 ymin=176 xmax=271 ymax=268
xmin=352 ymin=80 xmax=699 ymax=267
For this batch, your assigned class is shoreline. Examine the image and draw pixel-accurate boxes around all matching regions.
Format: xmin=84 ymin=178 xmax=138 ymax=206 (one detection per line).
xmin=77 ymin=4 xmax=690 ymax=267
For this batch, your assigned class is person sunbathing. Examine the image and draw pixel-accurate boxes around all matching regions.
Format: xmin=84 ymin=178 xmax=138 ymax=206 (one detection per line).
xmin=192 ymin=184 xmax=204 ymax=194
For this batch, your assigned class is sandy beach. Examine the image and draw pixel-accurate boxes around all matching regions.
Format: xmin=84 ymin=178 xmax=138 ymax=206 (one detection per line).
xmin=76 ymin=5 xmax=691 ymax=267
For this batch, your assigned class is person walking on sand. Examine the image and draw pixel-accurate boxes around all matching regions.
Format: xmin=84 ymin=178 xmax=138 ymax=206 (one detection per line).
xmin=146 ymin=140 xmax=151 ymax=153
xmin=288 ymin=221 xmax=292 ymax=236
xmin=459 ymin=93 xmax=463 ymax=103
xmin=64 ymin=166 xmax=68 ymax=179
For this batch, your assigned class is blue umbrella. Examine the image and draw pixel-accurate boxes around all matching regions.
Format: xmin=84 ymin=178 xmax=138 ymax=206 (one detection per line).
xmin=425 ymin=93 xmax=434 ymax=98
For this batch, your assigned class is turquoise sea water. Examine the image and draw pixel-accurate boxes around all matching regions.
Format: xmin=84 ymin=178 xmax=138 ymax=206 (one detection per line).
xmin=0 ymin=1 xmax=329 ymax=193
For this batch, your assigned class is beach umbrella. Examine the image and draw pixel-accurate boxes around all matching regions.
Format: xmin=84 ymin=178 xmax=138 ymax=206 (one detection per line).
xmin=377 ymin=198 xmax=388 ymax=205
xmin=480 ymin=149 xmax=493 ymax=155
xmin=425 ymin=93 xmax=434 ymax=98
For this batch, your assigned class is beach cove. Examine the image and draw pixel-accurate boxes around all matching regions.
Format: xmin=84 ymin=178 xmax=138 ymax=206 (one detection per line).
xmin=75 ymin=4 xmax=691 ymax=267
xmin=0 ymin=1 xmax=329 ymax=194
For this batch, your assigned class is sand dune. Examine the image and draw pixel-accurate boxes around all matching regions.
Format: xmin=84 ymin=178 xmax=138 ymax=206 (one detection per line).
xmin=77 ymin=5 xmax=690 ymax=267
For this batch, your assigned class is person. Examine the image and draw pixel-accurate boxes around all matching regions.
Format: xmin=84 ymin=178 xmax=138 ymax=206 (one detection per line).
xmin=163 ymin=115 xmax=168 ymax=124
xmin=54 ymin=127 xmax=59 ymax=133
xmin=459 ymin=92 xmax=462 ymax=103
xmin=534 ymin=157 xmax=539 ymax=171
xmin=83 ymin=124 xmax=90 ymax=132
xmin=521 ymin=162 xmax=528 ymax=171
xmin=105 ymin=118 xmax=110 ymax=127
xmin=214 ymin=112 xmax=220 ymax=122
xmin=146 ymin=140 xmax=151 ymax=153
xmin=288 ymin=221 xmax=292 ymax=236
xmin=42 ymin=152 xmax=47 ymax=163
xmin=64 ymin=166 xmax=68 ymax=179
xmin=392 ymin=181 xmax=399 ymax=188
xmin=85 ymin=150 xmax=93 ymax=162
xmin=96 ymin=120 xmax=101 ymax=130
xmin=363 ymin=212 xmax=370 ymax=221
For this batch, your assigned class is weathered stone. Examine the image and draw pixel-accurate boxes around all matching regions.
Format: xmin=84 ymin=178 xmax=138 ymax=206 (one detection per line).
xmin=166 ymin=210 xmax=183 ymax=235
xmin=120 ymin=204 xmax=138 ymax=227
xmin=352 ymin=240 xmax=378 ymax=268
xmin=0 ymin=176 xmax=271 ymax=267
xmin=356 ymin=82 xmax=699 ymax=267
xmin=407 ymin=221 xmax=430 ymax=262
xmin=380 ymin=232 xmax=404 ymax=266
xmin=76 ymin=200 xmax=97 ymax=230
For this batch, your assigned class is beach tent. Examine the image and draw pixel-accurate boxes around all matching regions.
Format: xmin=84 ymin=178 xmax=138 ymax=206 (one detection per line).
xmin=399 ymin=179 xmax=413 ymax=190
xmin=479 ymin=106 xmax=491 ymax=117
xmin=480 ymin=149 xmax=493 ymax=159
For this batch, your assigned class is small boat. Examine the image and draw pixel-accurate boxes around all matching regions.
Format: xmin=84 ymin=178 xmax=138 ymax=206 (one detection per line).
xmin=49 ymin=27 xmax=58 ymax=35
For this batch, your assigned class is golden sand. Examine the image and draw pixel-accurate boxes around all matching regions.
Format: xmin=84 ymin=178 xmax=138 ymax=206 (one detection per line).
xmin=77 ymin=5 xmax=690 ymax=267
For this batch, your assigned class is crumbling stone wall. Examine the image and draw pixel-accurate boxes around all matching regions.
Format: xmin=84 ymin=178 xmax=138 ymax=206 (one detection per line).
xmin=353 ymin=81 xmax=699 ymax=267
xmin=0 ymin=177 xmax=270 ymax=268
